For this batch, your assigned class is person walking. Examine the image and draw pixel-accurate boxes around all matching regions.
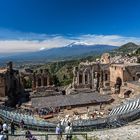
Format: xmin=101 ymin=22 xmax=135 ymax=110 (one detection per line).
xmin=0 ymin=121 xmax=3 ymax=133
xmin=10 ymin=120 xmax=15 ymax=135
xmin=65 ymin=122 xmax=73 ymax=140
xmin=20 ymin=119 xmax=24 ymax=129
xmin=2 ymin=122 xmax=8 ymax=140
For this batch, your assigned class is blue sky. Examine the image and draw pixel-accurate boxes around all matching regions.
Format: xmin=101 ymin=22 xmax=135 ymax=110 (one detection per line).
xmin=0 ymin=0 xmax=140 ymax=53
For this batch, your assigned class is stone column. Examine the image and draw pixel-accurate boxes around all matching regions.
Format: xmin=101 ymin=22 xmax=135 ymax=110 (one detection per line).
xmin=45 ymin=77 xmax=48 ymax=86
xmin=77 ymin=71 xmax=79 ymax=86
xmin=32 ymin=74 xmax=36 ymax=90
xmin=72 ymin=76 xmax=75 ymax=88
xmin=91 ymin=68 xmax=94 ymax=89
xmin=47 ymin=76 xmax=50 ymax=86
xmin=87 ymin=73 xmax=90 ymax=85
xmin=100 ymin=71 xmax=104 ymax=88
xmin=36 ymin=77 xmax=38 ymax=88
xmin=96 ymin=73 xmax=100 ymax=91
xmin=41 ymin=77 xmax=44 ymax=87
xmin=82 ymin=71 xmax=85 ymax=85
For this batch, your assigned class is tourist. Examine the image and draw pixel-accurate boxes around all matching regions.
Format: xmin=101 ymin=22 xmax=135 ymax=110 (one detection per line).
xmin=10 ymin=120 xmax=15 ymax=135
xmin=2 ymin=122 xmax=8 ymax=134
xmin=55 ymin=123 xmax=62 ymax=140
xmin=65 ymin=122 xmax=73 ymax=140
xmin=87 ymin=107 xmax=90 ymax=117
xmin=2 ymin=122 xmax=8 ymax=140
xmin=20 ymin=119 xmax=24 ymax=129
xmin=100 ymin=103 xmax=103 ymax=110
xmin=0 ymin=122 xmax=3 ymax=133
xmin=25 ymin=130 xmax=37 ymax=140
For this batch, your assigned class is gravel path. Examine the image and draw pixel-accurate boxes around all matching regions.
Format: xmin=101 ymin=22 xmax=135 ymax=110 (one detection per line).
xmin=88 ymin=120 xmax=140 ymax=140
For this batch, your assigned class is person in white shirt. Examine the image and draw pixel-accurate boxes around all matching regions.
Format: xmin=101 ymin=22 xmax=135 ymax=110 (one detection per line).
xmin=2 ymin=122 xmax=8 ymax=140
xmin=65 ymin=122 xmax=73 ymax=140
xmin=2 ymin=122 xmax=8 ymax=133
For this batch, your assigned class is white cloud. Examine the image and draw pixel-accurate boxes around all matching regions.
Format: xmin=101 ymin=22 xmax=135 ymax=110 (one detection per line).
xmin=0 ymin=29 xmax=140 ymax=53
xmin=77 ymin=34 xmax=140 ymax=46
xmin=0 ymin=36 xmax=74 ymax=53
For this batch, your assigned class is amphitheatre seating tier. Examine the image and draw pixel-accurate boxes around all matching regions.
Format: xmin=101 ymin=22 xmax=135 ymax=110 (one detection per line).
xmin=109 ymin=99 xmax=140 ymax=116
xmin=0 ymin=98 xmax=140 ymax=131
xmin=0 ymin=106 xmax=55 ymax=128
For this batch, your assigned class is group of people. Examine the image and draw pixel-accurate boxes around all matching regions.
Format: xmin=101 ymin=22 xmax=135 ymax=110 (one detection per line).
xmin=0 ymin=120 xmax=15 ymax=140
xmin=56 ymin=122 xmax=73 ymax=140
xmin=0 ymin=121 xmax=15 ymax=135
xmin=0 ymin=119 xmax=73 ymax=140
xmin=0 ymin=120 xmax=37 ymax=140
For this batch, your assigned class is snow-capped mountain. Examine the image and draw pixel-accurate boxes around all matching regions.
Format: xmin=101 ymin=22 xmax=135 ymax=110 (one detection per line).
xmin=0 ymin=42 xmax=118 ymax=65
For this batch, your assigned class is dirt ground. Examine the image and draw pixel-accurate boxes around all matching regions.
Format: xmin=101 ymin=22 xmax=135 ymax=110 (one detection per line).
xmin=88 ymin=119 xmax=140 ymax=140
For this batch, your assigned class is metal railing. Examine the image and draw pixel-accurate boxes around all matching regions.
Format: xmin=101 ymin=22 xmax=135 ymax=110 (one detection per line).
xmin=4 ymin=133 xmax=88 ymax=140
xmin=1 ymin=105 xmax=140 ymax=131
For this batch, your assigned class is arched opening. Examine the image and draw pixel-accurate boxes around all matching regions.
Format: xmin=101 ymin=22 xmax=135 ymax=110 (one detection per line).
xmin=79 ymin=74 xmax=82 ymax=84
xmin=38 ymin=78 xmax=41 ymax=87
xmin=96 ymin=73 xmax=100 ymax=91
xmin=85 ymin=74 xmax=88 ymax=84
xmin=43 ymin=77 xmax=47 ymax=86
xmin=116 ymin=77 xmax=122 ymax=86
xmin=115 ymin=77 xmax=122 ymax=94
xmin=93 ymin=72 xmax=95 ymax=78
xmin=105 ymin=73 xmax=108 ymax=81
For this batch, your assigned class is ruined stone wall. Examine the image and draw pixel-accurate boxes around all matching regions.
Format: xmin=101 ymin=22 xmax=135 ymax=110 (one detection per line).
xmin=0 ymin=62 xmax=25 ymax=107
xmin=110 ymin=64 xmax=140 ymax=87
xmin=123 ymin=65 xmax=140 ymax=82
xmin=110 ymin=65 xmax=124 ymax=87
xmin=0 ymin=75 xmax=6 ymax=97
xmin=73 ymin=63 xmax=110 ymax=91
xmin=32 ymin=69 xmax=52 ymax=91
xmin=72 ymin=54 xmax=140 ymax=92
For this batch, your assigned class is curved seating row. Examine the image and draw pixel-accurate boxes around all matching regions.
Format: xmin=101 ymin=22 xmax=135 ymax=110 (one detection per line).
xmin=0 ymin=98 xmax=140 ymax=131
xmin=109 ymin=99 xmax=140 ymax=116
xmin=0 ymin=106 xmax=55 ymax=128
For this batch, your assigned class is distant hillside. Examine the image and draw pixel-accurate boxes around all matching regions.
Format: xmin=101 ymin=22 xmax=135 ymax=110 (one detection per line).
xmin=112 ymin=42 xmax=140 ymax=55
xmin=0 ymin=43 xmax=118 ymax=65
xmin=133 ymin=47 xmax=140 ymax=55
